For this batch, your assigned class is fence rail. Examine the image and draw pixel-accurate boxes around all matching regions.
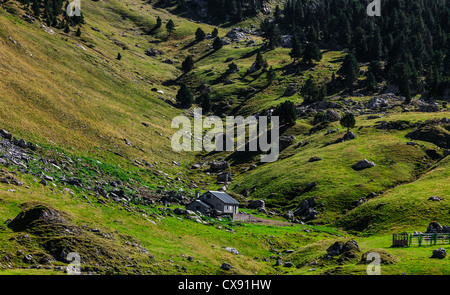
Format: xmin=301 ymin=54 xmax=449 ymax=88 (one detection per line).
xmin=392 ymin=232 xmax=450 ymax=247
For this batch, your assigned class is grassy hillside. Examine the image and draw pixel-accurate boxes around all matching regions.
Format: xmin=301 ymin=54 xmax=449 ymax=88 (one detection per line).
xmin=0 ymin=0 xmax=449 ymax=275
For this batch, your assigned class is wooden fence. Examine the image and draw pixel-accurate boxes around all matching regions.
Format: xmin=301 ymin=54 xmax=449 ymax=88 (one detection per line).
xmin=392 ymin=232 xmax=450 ymax=247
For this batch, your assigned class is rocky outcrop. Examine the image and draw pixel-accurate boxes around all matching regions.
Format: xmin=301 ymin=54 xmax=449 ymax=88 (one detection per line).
xmin=293 ymin=197 xmax=317 ymax=222
xmin=209 ymin=160 xmax=230 ymax=172
xmin=406 ymin=123 xmax=450 ymax=149
xmin=426 ymin=221 xmax=450 ymax=233
xmin=247 ymin=199 xmax=265 ymax=210
xmin=326 ymin=240 xmax=360 ymax=257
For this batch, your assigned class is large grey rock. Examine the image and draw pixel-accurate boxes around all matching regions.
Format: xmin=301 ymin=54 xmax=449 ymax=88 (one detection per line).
xmin=293 ymin=197 xmax=317 ymax=221
xmin=419 ymin=102 xmax=440 ymax=112
xmin=209 ymin=161 xmax=229 ymax=172
xmin=145 ymin=48 xmax=163 ymax=57
xmin=431 ymin=248 xmax=447 ymax=259
xmin=426 ymin=221 xmax=443 ymax=233
xmin=225 ymin=28 xmax=246 ymax=42
xmin=224 ymin=247 xmax=239 ymax=255
xmin=217 ymin=172 xmax=232 ymax=183
xmin=343 ymin=131 xmax=357 ymax=140
xmin=274 ymin=259 xmax=283 ymax=266
xmin=366 ymin=97 xmax=388 ymax=110
xmin=314 ymin=110 xmax=341 ymax=125
xmin=308 ymin=156 xmax=322 ymax=162
xmin=352 ymin=159 xmax=376 ymax=171
xmin=0 ymin=129 xmax=12 ymax=140
xmin=280 ymin=35 xmax=292 ymax=48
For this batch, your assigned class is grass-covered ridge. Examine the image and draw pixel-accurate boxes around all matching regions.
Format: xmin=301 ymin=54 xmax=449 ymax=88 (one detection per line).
xmin=0 ymin=0 xmax=449 ymax=275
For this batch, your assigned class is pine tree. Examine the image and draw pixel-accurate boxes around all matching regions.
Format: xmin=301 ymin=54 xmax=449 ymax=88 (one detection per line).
xmin=301 ymin=75 xmax=325 ymax=104
xmin=254 ymin=52 xmax=264 ymax=70
xmin=155 ymin=16 xmax=162 ymax=30
xmin=176 ymin=83 xmax=193 ymax=108
xmin=64 ymin=22 xmax=70 ymax=33
xmin=117 ymin=53 xmax=122 ymax=60
xmin=337 ymin=53 xmax=360 ymax=90
xmin=211 ymin=28 xmax=219 ymax=38
xmin=266 ymin=66 xmax=276 ymax=84
xmin=75 ymin=27 xmax=81 ymax=37
xmin=182 ymin=55 xmax=195 ymax=73
xmin=212 ymin=37 xmax=223 ymax=51
xmin=289 ymin=35 xmax=302 ymax=61
xmin=368 ymin=60 xmax=383 ymax=82
xmin=340 ymin=112 xmax=356 ymax=132
xmin=365 ymin=72 xmax=377 ymax=92
xmin=273 ymin=100 xmax=297 ymax=125
xmin=32 ymin=0 xmax=40 ymax=16
xmin=303 ymin=42 xmax=322 ymax=64
xmin=195 ymin=28 xmax=206 ymax=42
xmin=166 ymin=19 xmax=175 ymax=36
xmin=200 ymin=93 xmax=212 ymax=113
xmin=268 ymin=24 xmax=281 ymax=50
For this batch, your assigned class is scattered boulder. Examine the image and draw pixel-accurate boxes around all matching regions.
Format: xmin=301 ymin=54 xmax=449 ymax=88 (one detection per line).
xmin=0 ymin=129 xmax=12 ymax=140
xmin=145 ymin=48 xmax=163 ymax=57
xmin=280 ymin=35 xmax=292 ymax=48
xmin=7 ymin=203 xmax=67 ymax=232
xmin=431 ymin=247 xmax=447 ymax=259
xmin=283 ymin=211 xmax=294 ymax=221
xmin=162 ymin=58 xmax=175 ymax=64
xmin=418 ymin=101 xmax=440 ymax=112
xmin=174 ymin=207 xmax=187 ymax=215
xmin=283 ymin=262 xmax=294 ymax=267
xmin=425 ymin=221 xmax=450 ymax=233
xmin=247 ymin=199 xmax=265 ymax=210
xmin=220 ymin=263 xmax=232 ymax=270
xmin=352 ymin=159 xmax=376 ymax=171
xmin=279 ymin=135 xmax=296 ymax=151
xmin=293 ymin=197 xmax=317 ymax=221
xmin=224 ymin=247 xmax=239 ymax=255
xmin=225 ymin=28 xmax=246 ymax=42
xmin=313 ymin=110 xmax=341 ymax=125
xmin=308 ymin=156 xmax=322 ymax=162
xmin=428 ymin=196 xmax=442 ymax=201
xmin=274 ymin=259 xmax=283 ymax=266
xmin=343 ymin=130 xmax=357 ymax=141
xmin=366 ymin=97 xmax=388 ymax=110
xmin=217 ymin=172 xmax=232 ymax=183
xmin=209 ymin=161 xmax=229 ymax=172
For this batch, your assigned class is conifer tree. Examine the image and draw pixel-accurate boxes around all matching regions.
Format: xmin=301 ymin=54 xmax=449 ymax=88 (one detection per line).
xmin=176 ymin=83 xmax=193 ymax=109
xmin=337 ymin=53 xmax=360 ymax=90
xmin=166 ymin=19 xmax=175 ymax=36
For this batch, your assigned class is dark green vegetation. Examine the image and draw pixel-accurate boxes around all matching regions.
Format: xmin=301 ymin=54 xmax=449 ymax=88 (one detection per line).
xmin=0 ymin=0 xmax=449 ymax=275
